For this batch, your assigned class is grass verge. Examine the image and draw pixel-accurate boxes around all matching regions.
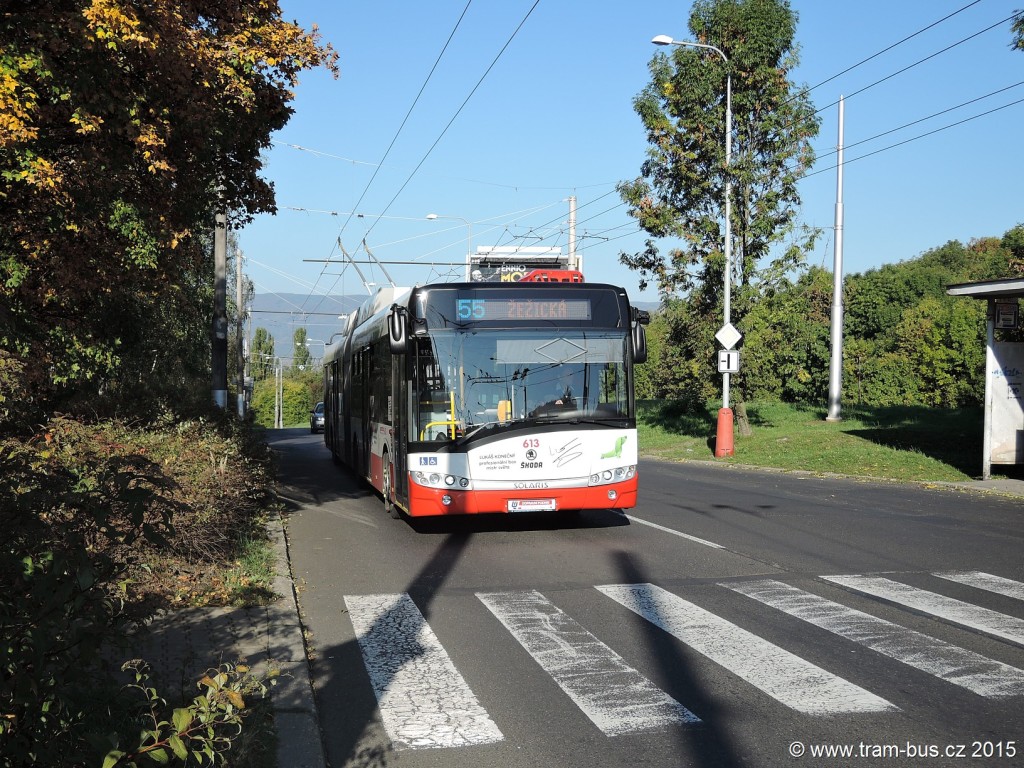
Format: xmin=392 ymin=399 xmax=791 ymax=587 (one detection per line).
xmin=637 ymin=399 xmax=1019 ymax=484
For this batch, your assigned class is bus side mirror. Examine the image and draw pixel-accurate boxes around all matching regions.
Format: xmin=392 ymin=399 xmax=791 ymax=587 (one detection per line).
xmin=388 ymin=305 xmax=408 ymax=354
xmin=632 ymin=323 xmax=648 ymax=365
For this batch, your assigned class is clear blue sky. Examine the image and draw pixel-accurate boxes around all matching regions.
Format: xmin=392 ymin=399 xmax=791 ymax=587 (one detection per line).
xmin=240 ymin=0 xmax=1023 ymax=317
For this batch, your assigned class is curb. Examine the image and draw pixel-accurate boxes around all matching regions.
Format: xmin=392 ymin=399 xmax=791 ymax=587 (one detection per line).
xmin=267 ymin=512 xmax=327 ymax=768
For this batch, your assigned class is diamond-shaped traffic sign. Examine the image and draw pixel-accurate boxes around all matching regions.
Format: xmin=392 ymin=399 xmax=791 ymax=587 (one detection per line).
xmin=715 ymin=322 xmax=742 ymax=350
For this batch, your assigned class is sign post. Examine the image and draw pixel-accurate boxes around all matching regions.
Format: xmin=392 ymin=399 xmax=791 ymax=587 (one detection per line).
xmin=714 ymin=323 xmax=742 ymax=457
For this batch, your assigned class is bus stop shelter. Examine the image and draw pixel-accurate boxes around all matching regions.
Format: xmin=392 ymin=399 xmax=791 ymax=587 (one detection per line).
xmin=947 ymin=278 xmax=1024 ymax=479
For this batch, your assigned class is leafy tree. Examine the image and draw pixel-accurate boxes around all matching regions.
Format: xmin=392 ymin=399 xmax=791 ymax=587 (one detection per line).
xmin=644 ymin=298 xmax=720 ymax=408
xmin=250 ymin=375 xmax=311 ymax=427
xmin=618 ymin=0 xmax=820 ymax=305
xmin=893 ymin=297 xmax=985 ymax=408
xmin=740 ymin=267 xmax=831 ymax=402
xmin=0 ymin=1 xmax=338 ymax=424
xmin=1000 ymin=223 xmax=1024 ymax=277
xmin=250 ymin=328 xmax=276 ymax=381
xmin=845 ymin=237 xmax=1014 ymax=348
xmin=292 ymin=327 xmax=311 ymax=372
xmin=634 ymin=310 xmax=667 ymax=399
xmin=1012 ymin=9 xmax=1023 ymax=51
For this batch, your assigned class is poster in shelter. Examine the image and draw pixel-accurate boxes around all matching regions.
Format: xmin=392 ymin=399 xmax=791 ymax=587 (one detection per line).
xmin=990 ymin=342 xmax=1024 ymax=465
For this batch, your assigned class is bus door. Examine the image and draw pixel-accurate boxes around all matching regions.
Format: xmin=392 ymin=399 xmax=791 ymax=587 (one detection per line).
xmin=392 ymin=352 xmax=410 ymax=508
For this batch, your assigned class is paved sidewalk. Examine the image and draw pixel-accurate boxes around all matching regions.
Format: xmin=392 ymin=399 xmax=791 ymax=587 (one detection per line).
xmin=126 ymin=513 xmax=325 ymax=768
xmin=945 ymin=476 xmax=1024 ymax=498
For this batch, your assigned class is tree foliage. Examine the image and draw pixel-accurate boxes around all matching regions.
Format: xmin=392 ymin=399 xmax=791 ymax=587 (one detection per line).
xmin=643 ymin=227 xmax=1021 ymax=412
xmin=0 ymin=0 xmax=337 ymax=425
xmin=740 ymin=267 xmax=831 ymax=403
xmin=292 ymin=326 xmax=311 ymax=372
xmin=249 ymin=327 xmax=275 ymax=381
xmin=618 ymin=0 xmax=820 ymax=303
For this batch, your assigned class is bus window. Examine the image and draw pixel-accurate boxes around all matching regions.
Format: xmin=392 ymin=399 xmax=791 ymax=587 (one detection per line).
xmin=412 ymin=329 xmax=631 ymax=435
xmin=414 ymin=338 xmax=454 ymax=440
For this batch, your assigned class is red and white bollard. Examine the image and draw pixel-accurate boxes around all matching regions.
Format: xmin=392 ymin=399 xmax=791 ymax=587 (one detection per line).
xmin=715 ymin=407 xmax=734 ymax=457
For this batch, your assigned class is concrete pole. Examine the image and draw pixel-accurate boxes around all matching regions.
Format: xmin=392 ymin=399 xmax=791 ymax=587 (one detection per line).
xmin=827 ymin=96 xmax=845 ymax=422
xmin=275 ymin=361 xmax=283 ymax=429
xmin=236 ymin=247 xmax=245 ymax=417
xmin=212 ymin=207 xmax=228 ymax=409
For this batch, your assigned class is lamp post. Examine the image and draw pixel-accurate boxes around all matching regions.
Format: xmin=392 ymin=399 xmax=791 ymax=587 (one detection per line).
xmin=426 ymin=213 xmax=473 ymax=279
xmin=652 ymin=34 xmax=735 ymax=456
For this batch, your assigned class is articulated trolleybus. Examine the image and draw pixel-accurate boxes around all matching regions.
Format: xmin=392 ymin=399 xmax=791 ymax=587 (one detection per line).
xmin=322 ymin=281 xmax=650 ymax=518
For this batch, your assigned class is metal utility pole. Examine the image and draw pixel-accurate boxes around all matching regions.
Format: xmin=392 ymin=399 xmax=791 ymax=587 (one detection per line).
xmin=827 ymin=96 xmax=845 ymax=422
xmin=212 ymin=206 xmax=228 ymax=409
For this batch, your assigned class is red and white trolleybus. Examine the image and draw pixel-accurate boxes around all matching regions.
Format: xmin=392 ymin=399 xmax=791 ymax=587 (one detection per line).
xmin=321 ymin=281 xmax=649 ymax=518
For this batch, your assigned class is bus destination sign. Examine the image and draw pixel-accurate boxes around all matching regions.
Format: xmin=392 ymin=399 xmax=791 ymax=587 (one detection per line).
xmin=456 ymin=298 xmax=592 ymax=322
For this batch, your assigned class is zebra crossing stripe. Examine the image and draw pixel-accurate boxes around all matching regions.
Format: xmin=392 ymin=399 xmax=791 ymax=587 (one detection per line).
xmin=822 ymin=575 xmax=1024 ymax=648
xmin=934 ymin=571 xmax=1024 ymax=602
xmin=726 ymin=579 xmax=1024 ymax=698
xmin=344 ymin=593 xmax=504 ymax=750
xmin=597 ymin=583 xmax=895 ymax=715
xmin=476 ymin=590 xmax=701 ymax=735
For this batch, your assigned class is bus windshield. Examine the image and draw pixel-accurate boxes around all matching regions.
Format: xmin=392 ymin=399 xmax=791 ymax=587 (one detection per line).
xmin=412 ymin=329 xmax=630 ymax=441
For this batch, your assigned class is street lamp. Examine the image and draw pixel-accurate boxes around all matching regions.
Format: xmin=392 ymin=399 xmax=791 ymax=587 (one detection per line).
xmin=653 ymin=34 xmax=735 ymax=456
xmin=426 ymin=213 xmax=473 ymax=280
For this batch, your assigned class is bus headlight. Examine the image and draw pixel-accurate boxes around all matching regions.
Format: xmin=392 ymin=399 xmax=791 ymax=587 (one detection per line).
xmin=412 ymin=471 xmax=472 ymax=490
xmin=589 ymin=465 xmax=636 ymax=487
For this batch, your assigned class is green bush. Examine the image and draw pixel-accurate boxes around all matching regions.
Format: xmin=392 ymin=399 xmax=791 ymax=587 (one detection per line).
xmin=102 ymin=661 xmax=275 ymax=768
xmin=250 ymin=374 xmax=320 ymax=428
xmin=0 ymin=415 xmax=274 ymax=767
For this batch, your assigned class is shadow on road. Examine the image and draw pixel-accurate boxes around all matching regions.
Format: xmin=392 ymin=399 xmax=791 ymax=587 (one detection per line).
xmin=404 ymin=507 xmax=630 ymax=535
xmin=266 ymin=429 xmax=374 ymax=509
xmin=306 ymin=530 xmax=474 ymax=768
xmin=611 ymin=549 xmax=744 ymax=768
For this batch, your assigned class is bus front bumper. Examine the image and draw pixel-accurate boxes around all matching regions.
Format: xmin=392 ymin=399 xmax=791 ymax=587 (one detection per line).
xmin=405 ymin=477 xmax=638 ymax=517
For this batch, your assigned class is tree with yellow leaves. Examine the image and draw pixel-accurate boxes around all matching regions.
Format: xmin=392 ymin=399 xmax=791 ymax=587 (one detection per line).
xmin=0 ymin=0 xmax=337 ymax=423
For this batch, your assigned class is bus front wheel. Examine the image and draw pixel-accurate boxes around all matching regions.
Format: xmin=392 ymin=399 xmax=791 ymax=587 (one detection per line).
xmin=382 ymin=452 xmax=400 ymax=519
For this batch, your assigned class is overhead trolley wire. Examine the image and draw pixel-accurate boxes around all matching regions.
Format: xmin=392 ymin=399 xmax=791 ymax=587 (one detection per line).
xmin=353 ymin=0 xmax=543 ymax=245
xmin=801 ymin=96 xmax=1024 ymax=180
xmin=302 ymin=0 xmax=475 ymax=311
xmin=804 ymin=80 xmax=1024 ymax=168
xmin=793 ymin=0 xmax=982 ymax=103
xmin=810 ymin=11 xmax=1023 ymax=118
xmin=313 ymin=0 xmax=543 ymax=307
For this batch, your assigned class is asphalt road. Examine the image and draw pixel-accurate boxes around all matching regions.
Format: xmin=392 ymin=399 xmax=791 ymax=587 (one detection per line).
xmin=269 ymin=429 xmax=1024 ymax=768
